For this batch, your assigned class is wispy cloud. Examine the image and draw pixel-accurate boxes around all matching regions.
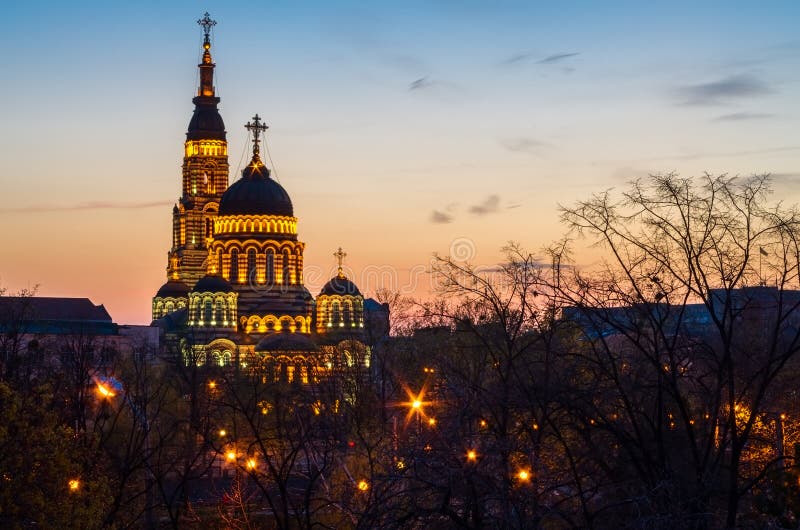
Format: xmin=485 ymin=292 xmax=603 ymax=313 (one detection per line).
xmin=500 ymin=137 xmax=548 ymax=154
xmin=500 ymin=52 xmax=533 ymax=65
xmin=469 ymin=195 xmax=501 ymax=216
xmin=500 ymin=51 xmax=579 ymax=67
xmin=408 ymin=77 xmax=435 ymax=91
xmin=536 ymin=52 xmax=580 ymax=64
xmin=430 ymin=210 xmax=454 ymax=224
xmin=712 ymin=112 xmax=774 ymax=122
xmin=610 ymin=166 xmax=657 ymax=182
xmin=675 ymin=74 xmax=772 ymax=106
xmin=0 ymin=200 xmax=173 ymax=214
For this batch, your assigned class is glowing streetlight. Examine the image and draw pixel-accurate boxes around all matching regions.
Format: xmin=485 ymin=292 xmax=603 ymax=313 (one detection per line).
xmin=517 ymin=469 xmax=530 ymax=482
xmin=357 ymin=479 xmax=369 ymax=492
xmin=96 ymin=382 xmax=115 ymax=398
xmin=428 ymin=417 xmax=437 ymax=427
xmin=246 ymin=458 xmax=256 ymax=470
xmin=466 ymin=450 xmax=477 ymax=462
xmin=219 ymin=429 xmax=227 ymax=437
xmin=208 ymin=380 xmax=217 ymax=390
xmin=68 ymin=479 xmax=80 ymax=492
xmin=226 ymin=450 xmax=236 ymax=462
xmin=412 ymin=399 xmax=422 ymax=410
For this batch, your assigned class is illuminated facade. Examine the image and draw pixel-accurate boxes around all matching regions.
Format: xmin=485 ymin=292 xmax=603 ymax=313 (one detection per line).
xmin=152 ymin=14 xmax=386 ymax=381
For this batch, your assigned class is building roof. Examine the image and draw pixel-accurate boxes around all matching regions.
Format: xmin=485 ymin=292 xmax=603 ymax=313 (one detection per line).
xmin=0 ymin=297 xmax=116 ymax=335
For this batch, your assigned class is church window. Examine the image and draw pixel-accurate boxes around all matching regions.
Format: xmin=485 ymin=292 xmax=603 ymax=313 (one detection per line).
xmin=205 ymin=218 xmax=212 ymax=239
xmin=247 ymin=249 xmax=257 ymax=283
xmin=204 ymin=299 xmax=213 ymax=324
xmin=214 ymin=300 xmax=223 ymax=323
xmin=343 ymin=301 xmax=352 ymax=326
xmin=266 ymin=250 xmax=275 ymax=284
xmin=230 ymin=249 xmax=239 ymax=282
xmin=282 ymin=250 xmax=291 ymax=285
xmin=332 ymin=301 xmax=341 ymax=325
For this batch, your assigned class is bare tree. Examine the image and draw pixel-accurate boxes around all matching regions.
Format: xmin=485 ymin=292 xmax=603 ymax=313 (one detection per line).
xmin=557 ymin=173 xmax=800 ymax=527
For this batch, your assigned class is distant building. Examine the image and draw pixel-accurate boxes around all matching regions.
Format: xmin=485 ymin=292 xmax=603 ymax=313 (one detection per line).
xmin=0 ymin=296 xmax=159 ymax=368
xmin=150 ymin=15 xmax=389 ymax=382
xmin=563 ymin=286 xmax=800 ymax=340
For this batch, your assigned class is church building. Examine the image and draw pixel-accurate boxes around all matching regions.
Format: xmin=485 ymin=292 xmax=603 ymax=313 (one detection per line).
xmin=151 ymin=14 xmax=387 ymax=383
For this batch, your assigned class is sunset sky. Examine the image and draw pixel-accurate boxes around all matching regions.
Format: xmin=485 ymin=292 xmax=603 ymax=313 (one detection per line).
xmin=1 ymin=1 xmax=798 ymax=324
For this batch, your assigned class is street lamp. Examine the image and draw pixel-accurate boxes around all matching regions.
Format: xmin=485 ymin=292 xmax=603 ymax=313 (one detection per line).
xmin=68 ymin=479 xmax=80 ymax=492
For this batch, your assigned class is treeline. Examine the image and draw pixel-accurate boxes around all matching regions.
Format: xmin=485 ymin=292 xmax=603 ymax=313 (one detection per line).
xmin=3 ymin=174 xmax=800 ymax=529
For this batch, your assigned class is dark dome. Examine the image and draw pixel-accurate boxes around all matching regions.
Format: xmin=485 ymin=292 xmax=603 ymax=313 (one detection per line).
xmin=321 ymin=273 xmax=361 ymax=296
xmin=156 ymin=279 xmax=190 ymax=298
xmin=187 ymin=97 xmax=226 ymax=141
xmin=255 ymin=332 xmax=318 ymax=353
xmin=192 ymin=274 xmax=233 ymax=293
xmin=218 ymin=161 xmax=293 ymax=216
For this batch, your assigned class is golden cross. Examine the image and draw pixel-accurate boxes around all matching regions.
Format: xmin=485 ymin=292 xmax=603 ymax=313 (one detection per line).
xmin=334 ymin=247 xmax=347 ymax=272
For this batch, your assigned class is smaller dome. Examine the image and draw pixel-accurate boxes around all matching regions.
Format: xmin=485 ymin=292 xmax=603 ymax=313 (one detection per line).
xmin=320 ymin=273 xmax=361 ymax=296
xmin=192 ymin=274 xmax=233 ymax=293
xmin=156 ymin=279 xmax=190 ymax=298
xmin=256 ymin=332 xmax=318 ymax=353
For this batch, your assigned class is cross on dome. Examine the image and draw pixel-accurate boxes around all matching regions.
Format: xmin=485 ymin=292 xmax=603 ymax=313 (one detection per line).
xmin=334 ymin=247 xmax=347 ymax=277
xmin=245 ymin=114 xmax=269 ymax=164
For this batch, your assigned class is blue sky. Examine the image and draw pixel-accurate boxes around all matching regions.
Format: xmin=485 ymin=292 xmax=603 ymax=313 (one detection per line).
xmin=1 ymin=1 xmax=798 ymax=323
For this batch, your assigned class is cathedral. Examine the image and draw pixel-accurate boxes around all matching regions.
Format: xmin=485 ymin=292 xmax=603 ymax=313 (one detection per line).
xmin=151 ymin=14 xmax=387 ymax=382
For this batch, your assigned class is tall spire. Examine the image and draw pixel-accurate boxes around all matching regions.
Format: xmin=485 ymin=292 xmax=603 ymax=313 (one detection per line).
xmin=197 ymin=12 xmax=217 ymax=98
xmin=245 ymin=114 xmax=268 ymax=167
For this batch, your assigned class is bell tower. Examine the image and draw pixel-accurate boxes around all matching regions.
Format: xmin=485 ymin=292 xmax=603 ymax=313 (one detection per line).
xmin=166 ymin=12 xmax=230 ymax=286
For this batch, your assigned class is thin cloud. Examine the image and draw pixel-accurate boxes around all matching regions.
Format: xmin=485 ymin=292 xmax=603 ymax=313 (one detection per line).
xmin=712 ymin=112 xmax=774 ymax=122
xmin=0 ymin=200 xmax=173 ymax=214
xmin=408 ymin=77 xmax=434 ymax=91
xmin=430 ymin=210 xmax=454 ymax=224
xmin=610 ymin=166 xmax=657 ymax=182
xmin=469 ymin=195 xmax=501 ymax=216
xmin=500 ymin=51 xmax=579 ymax=67
xmin=536 ymin=52 xmax=579 ymax=64
xmin=500 ymin=137 xmax=548 ymax=154
xmin=500 ymin=52 xmax=534 ymax=66
xmin=675 ymin=74 xmax=772 ymax=106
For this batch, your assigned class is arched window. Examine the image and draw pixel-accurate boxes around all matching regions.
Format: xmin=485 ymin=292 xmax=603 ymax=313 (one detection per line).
xmin=343 ymin=300 xmax=352 ymax=326
xmin=230 ymin=249 xmax=239 ymax=283
xmin=247 ymin=249 xmax=257 ymax=283
xmin=266 ymin=250 xmax=275 ymax=284
xmin=165 ymin=301 xmax=175 ymax=314
xmin=205 ymin=218 xmax=212 ymax=239
xmin=214 ymin=299 xmax=224 ymax=323
xmin=332 ymin=301 xmax=341 ymax=325
xmin=222 ymin=351 xmax=232 ymax=366
xmin=204 ymin=299 xmax=213 ymax=324
xmin=282 ymin=249 xmax=291 ymax=285
xmin=217 ymin=249 xmax=223 ymax=275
